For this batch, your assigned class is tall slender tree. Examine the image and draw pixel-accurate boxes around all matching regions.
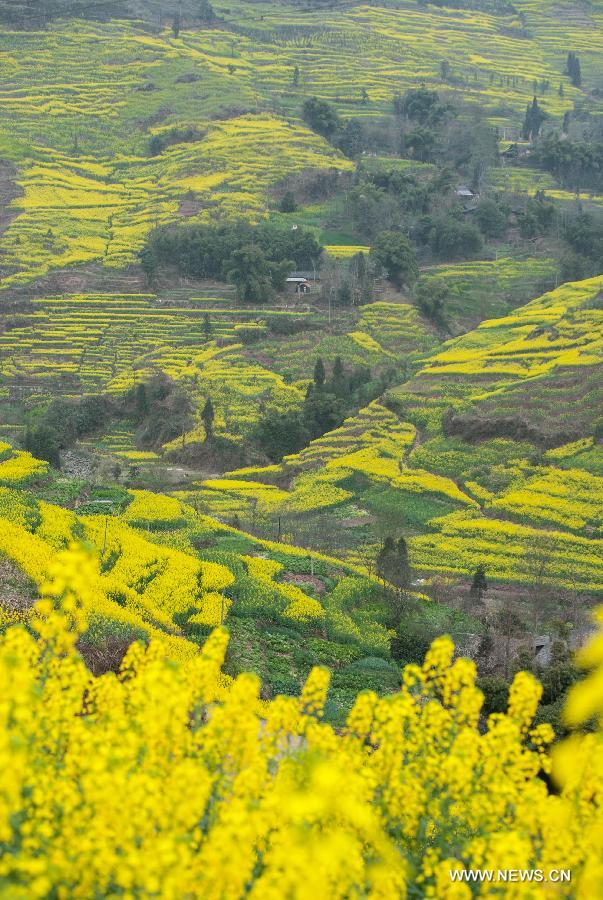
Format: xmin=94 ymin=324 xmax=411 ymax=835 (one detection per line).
xmin=470 ymin=565 xmax=488 ymax=603
xmin=313 ymin=357 xmax=326 ymax=389
xmin=566 ymin=52 xmax=582 ymax=88
xmin=201 ymin=396 xmax=215 ymax=442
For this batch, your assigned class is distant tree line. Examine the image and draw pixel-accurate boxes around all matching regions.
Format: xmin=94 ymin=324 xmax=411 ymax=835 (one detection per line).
xmin=141 ymin=222 xmax=322 ymax=302
xmin=301 ymin=86 xmax=491 ymax=171
xmin=345 ymin=161 xmax=487 ymax=265
xmin=532 ymin=136 xmax=603 ymax=194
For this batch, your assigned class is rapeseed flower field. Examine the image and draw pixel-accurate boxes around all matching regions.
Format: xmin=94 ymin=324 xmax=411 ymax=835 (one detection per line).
xmin=0 ymin=542 xmax=602 ymax=896
xmin=193 ymin=277 xmax=603 ymax=590
xmin=0 ymin=2 xmax=602 ymax=894
xmin=0 ymin=0 xmax=601 ymax=286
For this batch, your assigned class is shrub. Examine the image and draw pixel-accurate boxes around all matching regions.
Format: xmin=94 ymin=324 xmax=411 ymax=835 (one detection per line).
xmin=428 ymin=216 xmax=484 ymax=260
xmin=474 ymin=198 xmax=509 ymax=238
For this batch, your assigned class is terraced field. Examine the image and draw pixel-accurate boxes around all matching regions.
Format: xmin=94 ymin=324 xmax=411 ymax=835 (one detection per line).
xmin=0 ymin=468 xmax=480 ymax=715
xmin=189 ymin=277 xmax=603 ymax=592
xmin=0 ymin=292 xmax=321 ymax=395
xmin=218 ymin=0 xmax=598 ymax=118
xmin=0 ymin=0 xmax=601 ymax=287
xmin=0 ymin=3 xmax=602 ymax=891
xmin=486 ymin=166 xmax=603 ymax=211
xmin=0 ymin=0 xmax=600 ymax=644
xmin=418 ymin=256 xmax=558 ymax=329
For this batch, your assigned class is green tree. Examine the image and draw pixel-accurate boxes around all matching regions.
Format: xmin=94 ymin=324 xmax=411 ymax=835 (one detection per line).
xmin=140 ymin=245 xmax=157 ymax=283
xmin=148 ymin=135 xmax=164 ymax=157
xmin=302 ymin=97 xmax=340 ymax=140
xmin=566 ymin=51 xmax=581 ymax=87
xmin=396 ymin=537 xmax=411 ymax=589
xmin=338 ymin=118 xmax=364 ymax=158
xmin=201 ymin=396 xmax=215 ymax=442
xmin=252 ymin=409 xmax=309 ymax=461
xmin=470 ymin=565 xmax=488 ymax=602
xmin=203 ymin=312 xmax=212 ymax=342
xmin=564 ymin=212 xmax=603 ymax=259
xmin=331 ymin=356 xmax=348 ymax=397
xmin=376 ymin=536 xmax=396 ymax=584
xmin=428 ymin=216 xmax=483 ymax=260
xmin=199 ymin=0 xmax=214 ymax=22
xmin=278 ymin=191 xmax=297 ymax=213
xmin=292 ymin=65 xmax=300 ymax=86
xmin=336 ymin=280 xmax=352 ymax=306
xmin=562 ymin=110 xmax=571 ymax=133
xmin=371 ymin=231 xmax=418 ymax=288
xmin=522 ymin=96 xmax=547 ymax=141
xmin=303 ymin=390 xmax=343 ymax=439
xmin=226 ymin=245 xmax=275 ymax=303
xmin=23 ymin=425 xmax=61 ymax=468
xmin=313 ymin=357 xmax=326 ymax=389
xmin=560 ymin=250 xmax=592 ymax=282
xmin=518 ymin=194 xmax=556 ymax=238
xmin=475 ymin=198 xmax=509 ymax=238
xmin=415 ymin=279 xmax=449 ymax=328
xmin=376 ymin=536 xmax=410 ymax=592
xmin=171 ymin=13 xmax=180 ymax=37
xmin=396 ymin=87 xmax=448 ymax=125
xmin=404 ymin=126 xmax=437 ymax=162
xmin=477 ymin=675 xmax=509 ymax=716
xmin=135 ymin=382 xmax=149 ymax=420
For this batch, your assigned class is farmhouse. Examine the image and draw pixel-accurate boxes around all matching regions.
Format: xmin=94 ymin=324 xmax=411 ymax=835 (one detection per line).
xmin=285 ymin=271 xmax=320 ymax=294
xmin=286 ymin=276 xmax=310 ymax=294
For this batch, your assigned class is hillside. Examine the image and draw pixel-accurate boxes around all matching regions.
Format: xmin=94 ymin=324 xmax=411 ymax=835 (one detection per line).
xmin=0 ymin=0 xmax=601 ymax=288
xmin=0 ymin=0 xmax=603 ymax=895
xmin=0 ymin=436 xmax=485 ymax=721
xmin=0 ymin=0 xmax=601 ymax=680
xmin=188 ymin=276 xmax=603 ymax=595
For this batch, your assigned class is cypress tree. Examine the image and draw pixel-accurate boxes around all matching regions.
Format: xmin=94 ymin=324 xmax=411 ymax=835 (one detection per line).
xmin=470 ymin=565 xmax=488 ymax=602
xmin=522 ymin=96 xmax=546 ymax=141
xmin=397 ymin=537 xmax=411 ymax=589
xmin=135 ymin=382 xmax=148 ymax=419
xmin=566 ymin=51 xmax=581 ymax=88
xmin=201 ymin=396 xmax=215 ymax=442
xmin=313 ymin=357 xmax=326 ymax=389
xmin=331 ymin=356 xmax=348 ymax=397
